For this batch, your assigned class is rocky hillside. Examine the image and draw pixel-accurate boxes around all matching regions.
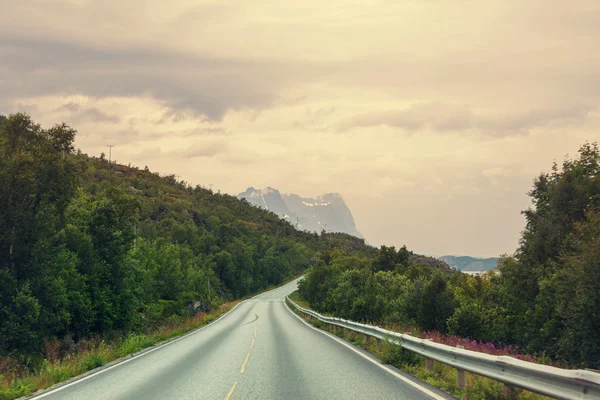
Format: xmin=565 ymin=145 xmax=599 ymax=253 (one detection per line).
xmin=238 ymin=187 xmax=364 ymax=239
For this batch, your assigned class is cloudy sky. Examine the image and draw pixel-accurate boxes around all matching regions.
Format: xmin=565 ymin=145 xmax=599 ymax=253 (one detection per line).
xmin=2 ymin=0 xmax=599 ymax=257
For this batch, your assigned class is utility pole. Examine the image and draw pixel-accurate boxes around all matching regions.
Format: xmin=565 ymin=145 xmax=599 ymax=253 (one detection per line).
xmin=208 ymin=184 xmax=214 ymax=191
xmin=107 ymin=145 xmax=114 ymax=163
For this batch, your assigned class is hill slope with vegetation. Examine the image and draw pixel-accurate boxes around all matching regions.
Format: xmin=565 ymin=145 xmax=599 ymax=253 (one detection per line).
xmin=0 ymin=113 xmax=372 ymax=366
xmin=300 ymin=142 xmax=600 ymax=368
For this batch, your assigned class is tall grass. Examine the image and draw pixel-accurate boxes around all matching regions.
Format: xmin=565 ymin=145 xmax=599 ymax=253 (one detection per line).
xmin=0 ymin=302 xmax=237 ymax=400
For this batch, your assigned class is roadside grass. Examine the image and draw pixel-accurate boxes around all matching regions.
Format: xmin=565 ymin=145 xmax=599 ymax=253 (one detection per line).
xmin=287 ymin=291 xmax=310 ymax=308
xmin=0 ymin=303 xmax=236 ymax=400
xmin=0 ymin=275 xmax=303 ymax=400
xmin=286 ymin=292 xmax=551 ymax=400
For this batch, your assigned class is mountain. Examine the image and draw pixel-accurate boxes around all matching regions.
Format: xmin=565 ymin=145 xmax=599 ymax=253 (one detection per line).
xmin=238 ymin=186 xmax=292 ymax=218
xmin=238 ymin=187 xmax=364 ymax=239
xmin=438 ymin=255 xmax=500 ymax=272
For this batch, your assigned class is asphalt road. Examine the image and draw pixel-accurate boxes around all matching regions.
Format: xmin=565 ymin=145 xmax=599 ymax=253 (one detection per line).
xmin=34 ymin=279 xmax=452 ymax=400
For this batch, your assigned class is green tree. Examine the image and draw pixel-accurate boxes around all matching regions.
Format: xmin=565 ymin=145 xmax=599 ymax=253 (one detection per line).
xmin=0 ymin=113 xmax=76 ymax=276
xmin=555 ymin=211 xmax=600 ymax=366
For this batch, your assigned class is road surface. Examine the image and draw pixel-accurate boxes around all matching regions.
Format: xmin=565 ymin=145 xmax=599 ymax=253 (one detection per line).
xmin=34 ymin=279 xmax=451 ymax=400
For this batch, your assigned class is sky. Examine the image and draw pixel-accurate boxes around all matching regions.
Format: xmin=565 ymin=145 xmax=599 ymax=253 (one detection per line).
xmin=1 ymin=0 xmax=599 ymax=257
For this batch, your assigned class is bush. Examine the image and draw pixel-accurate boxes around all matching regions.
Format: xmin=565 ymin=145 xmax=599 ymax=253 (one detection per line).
xmin=381 ymin=339 xmax=422 ymax=367
xmin=447 ymin=303 xmax=487 ymax=339
xmin=84 ymin=354 xmax=106 ymax=370
xmin=118 ymin=334 xmax=153 ymax=357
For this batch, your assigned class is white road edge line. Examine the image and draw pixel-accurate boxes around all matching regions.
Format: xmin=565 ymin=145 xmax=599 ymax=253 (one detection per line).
xmin=30 ymin=296 xmax=255 ymax=399
xmin=283 ymin=300 xmax=447 ymax=400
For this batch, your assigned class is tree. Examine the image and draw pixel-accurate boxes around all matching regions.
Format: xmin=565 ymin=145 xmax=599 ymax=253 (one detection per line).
xmin=555 ymin=211 xmax=600 ymax=366
xmin=0 ymin=113 xmax=368 ymax=361
xmin=416 ymin=273 xmax=456 ymax=332
xmin=0 ymin=113 xmax=76 ymax=275
xmin=494 ymin=142 xmax=600 ymax=365
xmin=371 ymin=245 xmax=411 ymax=273
xmin=0 ymin=113 xmax=77 ymax=353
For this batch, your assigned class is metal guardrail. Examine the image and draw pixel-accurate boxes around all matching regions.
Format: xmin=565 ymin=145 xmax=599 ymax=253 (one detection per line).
xmin=287 ymin=296 xmax=600 ymax=400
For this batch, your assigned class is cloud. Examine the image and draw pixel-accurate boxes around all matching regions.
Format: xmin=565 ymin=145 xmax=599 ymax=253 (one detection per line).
xmin=174 ymin=140 xmax=230 ymax=159
xmin=479 ymin=106 xmax=593 ymax=134
xmin=128 ymin=140 xmax=230 ymax=163
xmin=74 ymin=108 xmax=120 ymax=123
xmin=337 ymin=102 xmax=594 ymax=136
xmin=217 ymin=153 xmax=255 ymax=165
xmin=1 ymin=0 xmax=600 ymax=257
xmin=52 ymin=101 xmax=120 ymax=124
xmin=54 ymin=102 xmax=81 ymax=113
xmin=338 ymin=102 xmax=473 ymax=133
xmin=0 ymin=35 xmax=329 ymax=120
xmin=81 ymin=108 xmax=120 ymax=123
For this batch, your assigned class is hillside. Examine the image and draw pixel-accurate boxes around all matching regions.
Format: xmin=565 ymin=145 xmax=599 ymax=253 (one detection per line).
xmin=238 ymin=187 xmax=364 ymax=238
xmin=438 ymin=255 xmax=500 ymax=271
xmin=0 ymin=113 xmax=372 ymax=359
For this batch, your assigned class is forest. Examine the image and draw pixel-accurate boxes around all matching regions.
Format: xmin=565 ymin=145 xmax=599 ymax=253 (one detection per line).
xmin=299 ymin=142 xmax=600 ymax=368
xmin=2 ymin=112 xmax=598 ymax=374
xmin=0 ymin=113 xmax=371 ymax=365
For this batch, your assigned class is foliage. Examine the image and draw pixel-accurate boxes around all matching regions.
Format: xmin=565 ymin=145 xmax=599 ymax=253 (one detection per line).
xmin=380 ymin=340 xmax=422 ymax=366
xmin=0 ymin=299 xmax=238 ymax=400
xmin=117 ymin=334 xmax=153 ymax=357
xmin=289 ymin=296 xmax=549 ymax=400
xmin=299 ymin=247 xmax=456 ymax=332
xmin=300 ymin=142 xmax=600 ymax=368
xmin=0 ymin=113 xmax=367 ymax=367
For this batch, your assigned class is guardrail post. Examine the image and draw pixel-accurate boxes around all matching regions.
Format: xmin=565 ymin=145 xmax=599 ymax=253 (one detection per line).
xmin=456 ymin=345 xmax=467 ymax=394
xmin=425 ymin=339 xmax=434 ymax=371
xmin=502 ymin=384 xmax=516 ymax=399
xmin=425 ymin=358 xmax=434 ymax=371
xmin=456 ymin=368 xmax=466 ymax=390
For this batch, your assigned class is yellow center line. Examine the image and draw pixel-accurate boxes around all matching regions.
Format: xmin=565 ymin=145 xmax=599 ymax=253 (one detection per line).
xmin=224 ymin=381 xmax=238 ymax=400
xmin=250 ymin=338 xmax=255 ymax=349
xmin=240 ymin=352 xmax=251 ymax=373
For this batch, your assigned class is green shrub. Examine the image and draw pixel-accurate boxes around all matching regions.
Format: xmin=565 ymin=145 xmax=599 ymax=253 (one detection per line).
xmin=466 ymin=375 xmax=503 ymax=400
xmin=84 ymin=354 xmax=106 ymax=371
xmin=118 ymin=334 xmax=153 ymax=357
xmin=381 ymin=339 xmax=422 ymax=366
xmin=0 ymin=379 xmax=33 ymax=400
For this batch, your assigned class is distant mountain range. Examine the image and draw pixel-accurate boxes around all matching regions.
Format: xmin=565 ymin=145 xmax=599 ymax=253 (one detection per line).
xmin=438 ymin=255 xmax=500 ymax=272
xmin=237 ymin=187 xmax=364 ymax=239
